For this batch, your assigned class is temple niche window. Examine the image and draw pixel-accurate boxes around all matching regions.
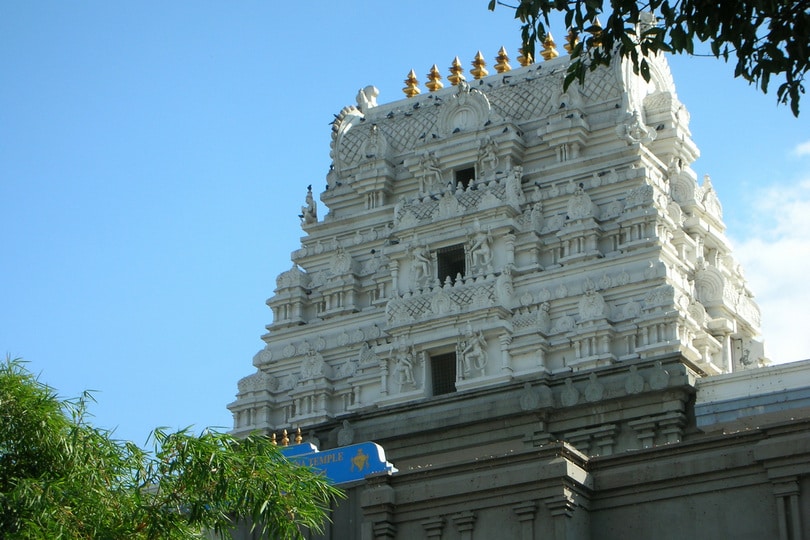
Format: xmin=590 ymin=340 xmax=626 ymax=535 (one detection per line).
xmin=454 ymin=166 xmax=476 ymax=189
xmin=436 ymin=244 xmax=466 ymax=284
xmin=430 ymin=352 xmax=457 ymax=396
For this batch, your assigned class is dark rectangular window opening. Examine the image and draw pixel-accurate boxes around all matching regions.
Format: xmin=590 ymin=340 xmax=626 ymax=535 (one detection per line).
xmin=455 ymin=167 xmax=476 ymax=189
xmin=431 ymin=352 xmax=457 ymax=396
xmin=436 ymin=244 xmax=465 ymax=284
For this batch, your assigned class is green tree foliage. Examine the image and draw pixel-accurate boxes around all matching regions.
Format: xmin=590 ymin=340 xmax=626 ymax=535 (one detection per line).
xmin=488 ymin=0 xmax=809 ymax=115
xmin=0 ymin=358 xmax=343 ymax=539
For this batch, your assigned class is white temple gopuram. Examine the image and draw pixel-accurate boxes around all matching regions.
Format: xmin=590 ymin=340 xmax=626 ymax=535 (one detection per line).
xmin=229 ymin=40 xmax=810 ymax=539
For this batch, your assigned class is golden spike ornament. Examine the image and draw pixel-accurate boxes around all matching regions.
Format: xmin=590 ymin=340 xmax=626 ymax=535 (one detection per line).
xmin=426 ymin=64 xmax=444 ymax=92
xmin=281 ymin=428 xmax=289 ymax=446
xmin=470 ymin=50 xmax=489 ymax=79
xmin=295 ymin=427 xmax=303 ymax=444
xmin=588 ymin=17 xmax=603 ymax=47
xmin=271 ymin=432 xmax=277 ymax=445
xmin=447 ymin=56 xmax=465 ymax=86
xmin=541 ymin=32 xmax=560 ymax=61
xmin=494 ymin=46 xmax=511 ymax=73
xmin=402 ymin=69 xmax=421 ymax=98
xmin=565 ymin=29 xmax=580 ymax=53
xmin=517 ymin=47 xmax=534 ymax=67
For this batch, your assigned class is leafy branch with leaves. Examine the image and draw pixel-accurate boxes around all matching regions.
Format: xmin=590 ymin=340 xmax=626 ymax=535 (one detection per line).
xmin=0 ymin=357 xmax=342 ymax=539
xmin=489 ymin=0 xmax=809 ymax=115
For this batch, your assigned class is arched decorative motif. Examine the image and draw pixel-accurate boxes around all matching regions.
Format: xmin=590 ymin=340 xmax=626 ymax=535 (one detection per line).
xmin=436 ymin=83 xmax=493 ymax=136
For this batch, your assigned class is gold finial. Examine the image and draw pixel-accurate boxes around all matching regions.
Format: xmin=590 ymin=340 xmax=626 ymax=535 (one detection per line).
xmin=494 ymin=46 xmax=511 ymax=73
xmin=470 ymin=50 xmax=489 ymax=79
xmin=403 ymin=69 xmax=421 ymax=98
xmin=588 ymin=18 xmax=603 ymax=47
xmin=564 ymin=29 xmax=580 ymax=54
xmin=271 ymin=432 xmax=277 ymax=445
xmin=295 ymin=427 xmax=303 ymax=444
xmin=447 ymin=56 xmax=465 ymax=86
xmin=517 ymin=47 xmax=534 ymax=67
xmin=281 ymin=428 xmax=289 ymax=446
xmin=426 ymin=64 xmax=444 ymax=92
xmin=541 ymin=32 xmax=560 ymax=61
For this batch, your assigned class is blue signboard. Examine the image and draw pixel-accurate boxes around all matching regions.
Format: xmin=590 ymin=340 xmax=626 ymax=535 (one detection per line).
xmin=281 ymin=441 xmax=397 ymax=486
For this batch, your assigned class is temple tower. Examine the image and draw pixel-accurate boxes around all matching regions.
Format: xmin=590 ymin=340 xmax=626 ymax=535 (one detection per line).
xmin=225 ymin=47 xmax=800 ymax=540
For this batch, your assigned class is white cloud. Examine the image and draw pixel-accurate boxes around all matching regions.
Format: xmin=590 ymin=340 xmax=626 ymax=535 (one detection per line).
xmin=793 ymin=140 xmax=810 ymax=157
xmin=731 ymin=179 xmax=810 ymax=364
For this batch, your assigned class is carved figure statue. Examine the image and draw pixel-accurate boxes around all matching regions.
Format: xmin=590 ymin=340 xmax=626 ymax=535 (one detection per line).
xmin=506 ymin=165 xmax=524 ymax=203
xmin=300 ymin=185 xmax=317 ymax=226
xmin=478 ymin=138 xmax=499 ymax=175
xmin=537 ymin=301 xmax=551 ymax=333
xmin=391 ymin=343 xmax=415 ymax=389
xmin=469 ymin=227 xmax=494 ymax=273
xmin=355 ymin=85 xmax=379 ymax=114
xmin=411 ymin=244 xmax=432 ymax=286
xmin=419 ymin=152 xmax=443 ymax=192
xmin=459 ymin=326 xmax=488 ymax=376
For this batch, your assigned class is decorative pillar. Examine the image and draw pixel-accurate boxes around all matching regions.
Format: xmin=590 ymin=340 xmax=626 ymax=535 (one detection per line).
xmin=545 ymin=489 xmax=579 ymax=540
xmin=361 ymin=472 xmax=397 ymax=540
xmin=499 ymin=332 xmax=513 ymax=374
xmin=390 ymin=260 xmax=399 ymax=293
xmin=379 ymin=358 xmax=388 ymax=396
xmin=512 ymin=501 xmax=537 ymax=540
xmin=452 ymin=511 xmax=477 ymax=540
xmin=657 ymin=412 xmax=686 ymax=444
xmin=421 ymin=517 xmax=445 ymax=540
xmin=504 ymin=231 xmax=516 ymax=266
xmin=628 ymin=417 xmax=657 ymax=449
xmin=772 ymin=478 xmax=802 ymax=540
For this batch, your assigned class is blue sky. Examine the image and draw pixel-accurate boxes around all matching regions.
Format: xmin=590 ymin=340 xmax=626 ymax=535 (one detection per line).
xmin=2 ymin=2 xmax=809 ymax=446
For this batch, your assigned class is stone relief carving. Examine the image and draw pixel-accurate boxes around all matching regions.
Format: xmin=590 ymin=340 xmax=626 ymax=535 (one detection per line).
xmin=361 ymin=124 xmax=388 ymax=159
xmin=276 ymin=264 xmax=308 ymax=290
xmin=300 ymin=349 xmax=328 ymax=380
xmin=579 ymin=288 xmax=608 ymax=321
xmin=330 ymin=246 xmax=354 ymax=275
xmin=519 ymin=383 xmax=553 ymax=410
xmin=584 ymin=373 xmax=605 ymax=402
xmin=700 ymin=175 xmax=723 ymax=218
xmin=358 ymin=341 xmax=380 ymax=366
xmin=468 ymin=225 xmax=494 ymax=274
xmin=390 ymin=341 xmax=417 ymax=391
xmin=436 ymin=190 xmax=463 ymax=219
xmin=625 ymin=182 xmax=655 ymax=210
xmin=537 ymin=302 xmax=552 ymax=334
xmin=237 ymin=370 xmax=275 ymax=394
xmin=617 ymin=109 xmax=656 ymax=144
xmin=625 ymin=365 xmax=645 ymax=394
xmin=519 ymin=382 xmax=540 ymax=411
xmin=252 ymin=348 xmax=273 ymax=366
xmin=496 ymin=266 xmax=515 ymax=306
xmin=336 ymin=356 xmax=359 ymax=379
xmin=505 ymin=165 xmax=524 ymax=205
xmin=300 ymin=184 xmax=317 ymax=227
xmin=410 ymin=242 xmax=432 ymax=288
xmin=566 ymin=183 xmax=599 ymax=220
xmin=477 ymin=138 xmax=499 ymax=178
xmin=649 ymin=361 xmax=670 ymax=390
xmin=458 ymin=325 xmax=488 ymax=378
xmin=337 ymin=420 xmax=355 ymax=446
xmin=418 ymin=151 xmax=444 ymax=193
xmin=560 ymin=378 xmax=580 ymax=407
